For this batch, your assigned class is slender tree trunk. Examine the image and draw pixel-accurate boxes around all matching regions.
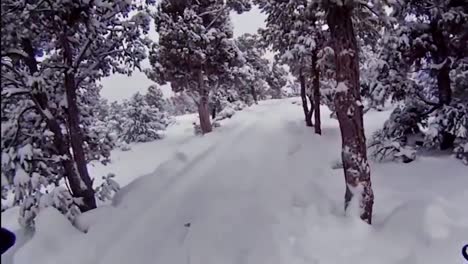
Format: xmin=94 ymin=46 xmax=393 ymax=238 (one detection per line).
xmin=327 ymin=4 xmax=374 ymax=224
xmin=312 ymin=50 xmax=322 ymax=135
xmin=430 ymin=22 xmax=455 ymax=150
xmin=62 ymin=34 xmax=96 ymax=211
xmin=300 ymin=72 xmax=313 ymax=127
xmin=250 ymin=85 xmax=258 ymax=104
xmin=22 ymin=38 xmax=96 ymax=212
xmin=430 ymin=22 xmax=452 ymax=106
xmin=211 ymin=104 xmax=216 ymax=119
xmin=198 ymin=70 xmax=212 ymax=134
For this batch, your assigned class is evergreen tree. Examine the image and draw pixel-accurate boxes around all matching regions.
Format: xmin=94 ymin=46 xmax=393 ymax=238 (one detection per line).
xmin=257 ymin=0 xmax=323 ymax=133
xmin=147 ymin=0 xmax=245 ymax=134
xmin=119 ymin=93 xmax=172 ymax=143
xmin=257 ymin=0 xmax=389 ymax=224
xmin=1 ymin=0 xmax=154 ymax=225
xmin=266 ymin=63 xmax=288 ymax=99
xmin=369 ymin=0 xmax=468 ymax=165
xmin=146 ymin=85 xmax=167 ymax=111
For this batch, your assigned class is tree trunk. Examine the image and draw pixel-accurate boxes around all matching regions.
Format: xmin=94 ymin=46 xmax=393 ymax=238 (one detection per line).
xmin=300 ymin=72 xmax=313 ymax=127
xmin=22 ymin=38 xmax=96 ymax=212
xmin=430 ymin=22 xmax=452 ymax=106
xmin=198 ymin=71 xmax=212 ymax=134
xmin=250 ymin=85 xmax=258 ymax=104
xmin=62 ymin=34 xmax=96 ymax=211
xmin=312 ymin=50 xmax=322 ymax=135
xmin=430 ymin=23 xmax=455 ymax=149
xmin=211 ymin=105 xmax=216 ymax=119
xmin=327 ymin=5 xmax=374 ymax=224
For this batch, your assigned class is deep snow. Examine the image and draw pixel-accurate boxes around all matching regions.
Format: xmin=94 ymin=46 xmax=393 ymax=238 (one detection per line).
xmin=3 ymin=98 xmax=468 ymax=264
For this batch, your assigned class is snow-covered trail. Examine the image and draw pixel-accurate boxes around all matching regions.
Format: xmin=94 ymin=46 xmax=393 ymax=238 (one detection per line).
xmin=13 ymin=99 xmax=468 ymax=264
xmin=91 ymin=99 xmax=338 ymax=264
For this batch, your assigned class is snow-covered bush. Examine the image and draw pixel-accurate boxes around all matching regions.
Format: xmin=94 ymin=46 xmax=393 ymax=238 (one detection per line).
xmin=117 ymin=141 xmax=132 ymax=152
xmin=193 ymin=122 xmax=203 ymax=136
xmin=453 ymin=141 xmax=468 ymax=165
xmin=116 ymin=93 xmax=173 ymax=143
xmin=425 ymin=104 xmax=468 ymax=149
xmin=214 ymin=103 xmax=236 ymax=121
xmin=95 ymin=174 xmax=120 ymax=203
xmin=19 ymin=186 xmax=81 ymax=228
xmin=369 ymin=131 xmax=417 ymax=163
xmin=368 ymin=103 xmax=426 ymax=163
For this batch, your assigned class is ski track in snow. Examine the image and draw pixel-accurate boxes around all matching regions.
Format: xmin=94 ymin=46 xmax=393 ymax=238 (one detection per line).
xmin=7 ymin=98 xmax=468 ymax=264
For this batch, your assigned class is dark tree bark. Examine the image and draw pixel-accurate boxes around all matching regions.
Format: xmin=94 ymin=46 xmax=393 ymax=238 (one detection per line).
xmin=198 ymin=71 xmax=213 ymax=134
xmin=327 ymin=4 xmax=374 ymax=224
xmin=430 ymin=22 xmax=452 ymax=106
xmin=311 ymin=50 xmax=322 ymax=135
xmin=211 ymin=105 xmax=216 ymax=119
xmin=430 ymin=22 xmax=455 ymax=149
xmin=22 ymin=38 xmax=96 ymax=212
xmin=250 ymin=85 xmax=258 ymax=104
xmin=62 ymin=33 xmax=96 ymax=211
xmin=300 ymin=71 xmax=313 ymax=127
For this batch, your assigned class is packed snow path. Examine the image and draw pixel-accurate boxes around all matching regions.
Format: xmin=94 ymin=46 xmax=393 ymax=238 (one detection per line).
xmin=12 ymin=99 xmax=468 ymax=264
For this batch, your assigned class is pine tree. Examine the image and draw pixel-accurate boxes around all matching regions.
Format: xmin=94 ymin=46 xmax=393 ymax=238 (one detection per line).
xmin=257 ymin=0 xmax=388 ymax=224
xmin=146 ymin=85 xmax=167 ymax=111
xmin=233 ymin=33 xmax=271 ymax=104
xmin=369 ymin=0 xmax=468 ymax=165
xmin=266 ymin=63 xmax=288 ymax=99
xmin=257 ymin=0 xmax=323 ymax=134
xmin=1 ymin=0 xmax=154 ymax=225
xmin=147 ymin=0 xmax=245 ymax=134
xmin=119 ymin=93 xmax=172 ymax=143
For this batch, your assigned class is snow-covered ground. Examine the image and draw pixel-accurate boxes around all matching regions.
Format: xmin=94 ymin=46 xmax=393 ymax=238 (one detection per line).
xmin=3 ymin=98 xmax=468 ymax=264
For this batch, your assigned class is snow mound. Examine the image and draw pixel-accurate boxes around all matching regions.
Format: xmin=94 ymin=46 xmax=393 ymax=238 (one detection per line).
xmin=14 ymin=208 xmax=84 ymax=264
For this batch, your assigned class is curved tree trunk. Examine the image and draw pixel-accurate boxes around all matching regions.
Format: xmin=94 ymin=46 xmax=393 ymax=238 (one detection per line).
xmin=312 ymin=50 xmax=322 ymax=135
xmin=300 ymin=72 xmax=313 ymax=127
xmin=327 ymin=4 xmax=374 ymax=224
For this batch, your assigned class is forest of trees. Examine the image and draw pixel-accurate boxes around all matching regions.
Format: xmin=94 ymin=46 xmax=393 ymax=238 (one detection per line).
xmin=1 ymin=0 xmax=467 ymax=227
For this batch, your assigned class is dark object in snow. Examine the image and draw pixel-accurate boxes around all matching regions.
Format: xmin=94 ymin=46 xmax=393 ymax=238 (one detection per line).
xmin=0 ymin=228 xmax=16 ymax=254
xmin=184 ymin=223 xmax=191 ymax=228
xmin=402 ymin=156 xmax=414 ymax=163
xmin=462 ymin=244 xmax=468 ymax=261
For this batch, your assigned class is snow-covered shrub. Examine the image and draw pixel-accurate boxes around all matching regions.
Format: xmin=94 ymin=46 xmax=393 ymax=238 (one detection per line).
xmin=213 ymin=121 xmax=221 ymax=128
xmin=425 ymin=103 xmax=468 ymax=149
xmin=453 ymin=141 xmax=468 ymax=165
xmin=95 ymin=174 xmax=120 ymax=203
xmin=369 ymin=131 xmax=417 ymax=163
xmin=19 ymin=186 xmax=81 ymax=228
xmin=83 ymin=120 xmax=116 ymax=165
xmin=232 ymin=100 xmax=247 ymax=111
xmin=116 ymin=141 xmax=132 ymax=152
xmin=214 ymin=103 xmax=236 ymax=121
xmin=193 ymin=122 xmax=203 ymax=135
xmin=118 ymin=93 xmax=173 ymax=143
xmin=368 ymin=104 xmax=424 ymax=163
